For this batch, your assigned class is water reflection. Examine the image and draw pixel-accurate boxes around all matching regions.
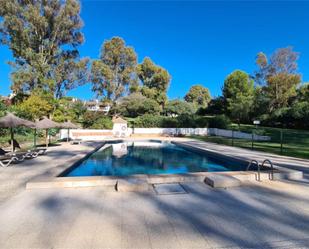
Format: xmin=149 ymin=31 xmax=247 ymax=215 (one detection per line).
xmin=66 ymin=141 xmax=245 ymax=177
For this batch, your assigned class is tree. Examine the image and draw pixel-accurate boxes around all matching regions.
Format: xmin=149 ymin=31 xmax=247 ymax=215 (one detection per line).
xmin=54 ymin=56 xmax=89 ymax=99
xmin=222 ymin=70 xmax=254 ymax=123
xmin=184 ymin=85 xmax=211 ymax=108
xmin=0 ymin=101 xmax=6 ymax=118
xmin=0 ymin=0 xmax=88 ymax=98
xmin=115 ymin=93 xmax=160 ymax=118
xmin=137 ymin=57 xmax=171 ymax=108
xmin=251 ymin=86 xmax=270 ymax=118
xmin=297 ymin=83 xmax=309 ymax=102
xmin=164 ymin=99 xmax=196 ymax=116
xmin=255 ymin=47 xmax=301 ymax=111
xmin=81 ymin=111 xmax=112 ymax=129
xmin=53 ymin=97 xmax=86 ymax=122
xmin=91 ymin=37 xmax=137 ymax=102
xmin=201 ymin=97 xmax=225 ymax=115
xmin=18 ymin=94 xmax=53 ymax=120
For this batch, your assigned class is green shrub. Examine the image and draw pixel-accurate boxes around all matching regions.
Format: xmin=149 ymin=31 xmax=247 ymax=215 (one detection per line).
xmin=115 ymin=93 xmax=161 ymax=117
xmin=90 ymin=117 xmax=113 ymax=129
xmin=161 ymin=117 xmax=179 ymax=128
xmin=133 ymin=115 xmax=164 ymax=128
xmin=132 ymin=114 xmax=209 ymax=128
xmin=164 ymin=100 xmax=196 ymax=116
xmin=208 ymin=115 xmax=231 ymax=129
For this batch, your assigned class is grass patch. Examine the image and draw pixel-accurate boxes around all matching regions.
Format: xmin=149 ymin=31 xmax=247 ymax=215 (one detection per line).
xmin=191 ymin=134 xmax=309 ymax=159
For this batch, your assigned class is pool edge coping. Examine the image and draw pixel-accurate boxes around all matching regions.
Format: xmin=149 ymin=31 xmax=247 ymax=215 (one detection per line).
xmin=26 ymin=138 xmax=303 ymax=190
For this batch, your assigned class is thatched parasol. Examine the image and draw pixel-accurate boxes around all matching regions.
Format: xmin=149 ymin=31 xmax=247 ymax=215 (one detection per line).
xmin=0 ymin=113 xmax=35 ymax=152
xmin=61 ymin=121 xmax=80 ymax=142
xmin=35 ymin=117 xmax=61 ymax=148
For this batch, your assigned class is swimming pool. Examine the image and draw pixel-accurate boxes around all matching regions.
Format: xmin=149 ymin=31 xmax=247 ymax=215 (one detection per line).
xmin=64 ymin=140 xmax=249 ymax=177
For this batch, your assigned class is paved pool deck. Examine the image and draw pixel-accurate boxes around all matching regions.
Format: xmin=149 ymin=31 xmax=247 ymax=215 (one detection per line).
xmin=1 ymin=138 xmax=309 ymax=249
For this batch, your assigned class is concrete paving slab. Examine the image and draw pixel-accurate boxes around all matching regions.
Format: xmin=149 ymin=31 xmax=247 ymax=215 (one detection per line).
xmin=117 ymin=178 xmax=149 ymax=192
xmin=153 ymin=183 xmax=187 ymax=195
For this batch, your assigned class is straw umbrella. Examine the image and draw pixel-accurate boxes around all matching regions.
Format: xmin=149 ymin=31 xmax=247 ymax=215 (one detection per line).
xmin=61 ymin=121 xmax=79 ymax=142
xmin=0 ymin=113 xmax=35 ymax=152
xmin=35 ymin=117 xmax=61 ymax=148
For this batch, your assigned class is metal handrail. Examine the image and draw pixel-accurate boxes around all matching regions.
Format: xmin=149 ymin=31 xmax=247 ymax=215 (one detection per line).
xmin=262 ymin=159 xmax=274 ymax=180
xmin=247 ymin=160 xmax=261 ymax=181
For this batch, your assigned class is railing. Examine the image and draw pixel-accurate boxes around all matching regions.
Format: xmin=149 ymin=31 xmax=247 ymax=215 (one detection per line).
xmin=247 ymin=159 xmax=275 ymax=181
xmin=262 ymin=159 xmax=274 ymax=180
xmin=246 ymin=160 xmax=261 ymax=181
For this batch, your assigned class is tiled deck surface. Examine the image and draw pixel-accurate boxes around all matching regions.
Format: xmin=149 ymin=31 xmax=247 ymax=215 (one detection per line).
xmin=1 ymin=138 xmax=309 ymax=249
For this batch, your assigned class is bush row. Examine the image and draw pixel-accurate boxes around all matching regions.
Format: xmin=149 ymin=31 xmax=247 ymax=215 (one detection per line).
xmin=128 ymin=114 xmax=231 ymax=129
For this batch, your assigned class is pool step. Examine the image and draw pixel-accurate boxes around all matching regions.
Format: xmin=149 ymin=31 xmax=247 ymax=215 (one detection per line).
xmin=205 ymin=174 xmax=242 ymax=188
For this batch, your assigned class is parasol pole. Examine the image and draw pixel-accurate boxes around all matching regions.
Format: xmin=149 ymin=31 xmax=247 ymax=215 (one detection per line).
xmin=33 ymin=128 xmax=37 ymax=148
xmin=45 ymin=129 xmax=48 ymax=148
xmin=10 ymin=127 xmax=14 ymax=152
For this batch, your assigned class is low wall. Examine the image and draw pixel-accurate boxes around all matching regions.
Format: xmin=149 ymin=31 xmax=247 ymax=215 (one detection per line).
xmin=60 ymin=127 xmax=270 ymax=141
xmin=128 ymin=128 xmax=208 ymax=136
xmin=60 ymin=129 xmax=113 ymax=141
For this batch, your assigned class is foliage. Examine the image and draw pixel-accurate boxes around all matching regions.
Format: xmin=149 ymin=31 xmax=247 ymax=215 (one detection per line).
xmin=53 ymin=98 xmax=86 ymax=123
xmin=0 ymin=101 xmax=6 ymax=117
xmin=81 ymin=111 xmax=112 ymax=129
xmin=131 ymin=114 xmax=208 ymax=128
xmin=164 ymin=99 xmax=196 ymax=116
xmin=115 ymin=93 xmax=160 ymax=118
xmin=91 ymin=37 xmax=137 ymax=101
xmin=222 ymin=70 xmax=254 ymax=123
xmin=251 ymin=86 xmax=269 ymax=118
xmin=89 ymin=117 xmax=113 ymax=129
xmin=174 ymin=115 xmax=208 ymax=128
xmin=254 ymin=47 xmax=301 ymax=111
xmin=137 ymin=57 xmax=171 ymax=107
xmin=17 ymin=94 xmax=53 ymax=120
xmin=297 ymin=83 xmax=309 ymax=101
xmin=208 ymin=115 xmax=231 ymax=129
xmin=132 ymin=114 xmax=164 ymax=128
xmin=200 ymin=97 xmax=225 ymax=115
xmin=0 ymin=0 xmax=88 ymax=98
xmin=184 ymin=85 xmax=211 ymax=108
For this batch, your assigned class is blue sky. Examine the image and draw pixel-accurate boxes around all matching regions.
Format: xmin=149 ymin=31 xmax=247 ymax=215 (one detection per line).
xmin=0 ymin=1 xmax=308 ymax=100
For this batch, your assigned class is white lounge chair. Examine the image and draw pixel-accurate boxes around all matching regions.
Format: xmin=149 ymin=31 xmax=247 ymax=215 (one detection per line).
xmin=0 ymin=154 xmax=25 ymax=167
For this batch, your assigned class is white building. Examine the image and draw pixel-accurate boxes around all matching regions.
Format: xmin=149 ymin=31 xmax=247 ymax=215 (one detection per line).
xmin=84 ymin=100 xmax=111 ymax=113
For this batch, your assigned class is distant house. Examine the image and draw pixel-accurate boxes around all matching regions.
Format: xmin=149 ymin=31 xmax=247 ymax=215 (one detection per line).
xmin=0 ymin=93 xmax=15 ymax=106
xmin=84 ymin=100 xmax=111 ymax=113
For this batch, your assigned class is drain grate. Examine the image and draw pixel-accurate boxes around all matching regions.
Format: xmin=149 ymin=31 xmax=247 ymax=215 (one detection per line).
xmin=153 ymin=183 xmax=187 ymax=195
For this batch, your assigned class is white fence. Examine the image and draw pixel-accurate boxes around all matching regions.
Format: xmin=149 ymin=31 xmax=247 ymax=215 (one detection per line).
xmin=60 ymin=127 xmax=270 ymax=141
xmin=208 ymin=128 xmax=270 ymax=141
xmin=128 ymin=128 xmax=209 ymax=136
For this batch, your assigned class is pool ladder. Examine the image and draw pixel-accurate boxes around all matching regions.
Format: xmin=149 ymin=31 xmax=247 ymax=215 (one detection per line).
xmin=246 ymin=159 xmax=274 ymax=181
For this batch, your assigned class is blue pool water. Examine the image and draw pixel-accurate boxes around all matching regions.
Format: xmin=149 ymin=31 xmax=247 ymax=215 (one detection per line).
xmin=65 ymin=141 xmax=246 ymax=177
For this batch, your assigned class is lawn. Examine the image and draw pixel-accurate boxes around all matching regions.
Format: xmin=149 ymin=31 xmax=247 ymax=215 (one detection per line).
xmin=191 ymin=125 xmax=309 ymax=159
xmin=0 ymin=128 xmax=59 ymax=151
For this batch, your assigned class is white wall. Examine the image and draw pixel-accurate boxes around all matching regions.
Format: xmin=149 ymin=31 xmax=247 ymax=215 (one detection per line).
xmin=128 ymin=128 xmax=208 ymax=136
xmin=60 ymin=129 xmax=113 ymax=141
xmin=60 ymin=127 xmax=270 ymax=141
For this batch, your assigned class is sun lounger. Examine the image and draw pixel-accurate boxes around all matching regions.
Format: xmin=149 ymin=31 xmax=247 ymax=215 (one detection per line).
xmin=28 ymin=148 xmax=47 ymax=158
xmin=0 ymin=153 xmax=25 ymax=167
xmin=0 ymin=148 xmax=9 ymax=155
xmin=70 ymin=139 xmax=82 ymax=145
